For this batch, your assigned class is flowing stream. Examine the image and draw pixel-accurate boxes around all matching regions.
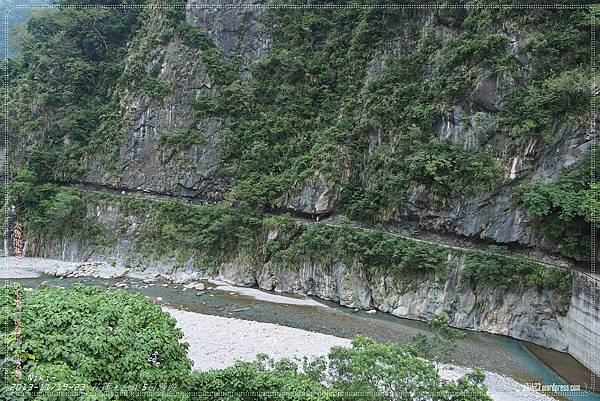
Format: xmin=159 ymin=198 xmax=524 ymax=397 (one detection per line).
xmin=10 ymin=274 xmax=600 ymax=401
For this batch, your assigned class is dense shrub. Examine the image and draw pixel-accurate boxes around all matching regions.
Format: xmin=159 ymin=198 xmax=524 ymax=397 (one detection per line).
xmin=520 ymin=150 xmax=596 ymax=258
xmin=272 ymin=223 xmax=449 ymax=283
xmin=136 ymin=201 xmax=263 ymax=264
xmin=499 ymin=68 xmax=589 ymax=144
xmin=462 ymin=254 xmax=571 ymax=300
xmin=174 ymin=22 xmax=212 ymax=49
xmin=158 ymin=128 xmax=207 ymax=150
xmin=8 ymin=170 xmax=100 ymax=241
xmin=9 ymin=5 xmax=142 ymax=180
xmin=0 ymin=285 xmax=191 ymax=400
xmin=327 ymin=337 xmax=490 ymax=401
xmin=188 ymin=359 xmax=338 ymax=401
xmin=189 ymin=336 xmax=492 ymax=401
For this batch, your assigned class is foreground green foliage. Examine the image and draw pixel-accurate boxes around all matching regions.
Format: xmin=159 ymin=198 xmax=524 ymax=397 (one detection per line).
xmin=189 ymin=358 xmax=340 ymax=401
xmin=326 ymin=336 xmax=489 ymax=401
xmin=1 ymin=286 xmax=491 ymax=401
xmin=189 ymin=336 xmax=491 ymax=401
xmin=419 ymin=313 xmax=465 ymax=367
xmin=0 ymin=285 xmax=191 ymax=401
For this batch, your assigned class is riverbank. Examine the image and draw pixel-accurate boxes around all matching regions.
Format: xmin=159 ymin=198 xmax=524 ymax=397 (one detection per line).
xmin=163 ymin=306 xmax=347 ymax=370
xmin=0 ymin=257 xmax=128 ymax=279
xmin=164 ymin=307 xmax=553 ymax=401
xmin=3 ymin=257 xmax=597 ymax=400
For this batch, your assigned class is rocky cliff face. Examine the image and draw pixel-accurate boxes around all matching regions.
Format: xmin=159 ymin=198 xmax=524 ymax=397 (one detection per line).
xmin=228 ymin=243 xmax=571 ymax=358
xmin=80 ymin=2 xmax=277 ymax=203
xmin=45 ymin=3 xmax=588 ymax=261
xmin=8 ymin=4 xmax=592 ymax=260
xmin=86 ymin=8 xmax=228 ymax=200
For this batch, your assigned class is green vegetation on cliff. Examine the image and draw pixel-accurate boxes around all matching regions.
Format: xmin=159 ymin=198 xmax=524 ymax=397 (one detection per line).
xmin=269 ymin=222 xmax=450 ymax=284
xmin=8 ymin=170 xmax=105 ymax=242
xmin=9 ymin=0 xmax=595 ymax=254
xmin=7 ymin=2 xmax=143 ymax=182
xmin=269 ymin=218 xmax=571 ymax=299
xmin=520 ymin=150 xmax=597 ymax=259
xmin=14 ymin=187 xmax=569 ymax=300
xmin=1 ymin=4 xmax=590 ymax=399
xmin=5 ymin=3 xmax=592 ymax=273
xmin=136 ymin=201 xmax=263 ymax=265
xmin=200 ymin=6 xmax=507 ymax=214
xmin=1 ymin=0 xmax=53 ymax=59
xmin=462 ymin=253 xmax=572 ymax=301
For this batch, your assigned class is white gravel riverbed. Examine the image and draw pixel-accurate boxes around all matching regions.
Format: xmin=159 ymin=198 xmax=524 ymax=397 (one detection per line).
xmin=209 ymin=279 xmax=328 ymax=307
xmin=163 ymin=307 xmax=347 ymax=370
xmin=165 ymin=307 xmax=555 ymax=401
xmin=0 ymin=256 xmax=128 ymax=279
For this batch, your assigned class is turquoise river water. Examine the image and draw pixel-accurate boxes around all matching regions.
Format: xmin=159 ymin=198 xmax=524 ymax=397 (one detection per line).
xmin=10 ymin=275 xmax=600 ymax=401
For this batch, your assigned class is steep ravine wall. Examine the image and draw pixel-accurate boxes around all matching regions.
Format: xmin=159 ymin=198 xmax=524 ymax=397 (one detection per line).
xmin=562 ymin=274 xmax=600 ymax=377
xmin=8 ymin=4 xmax=593 ymax=262
xmin=242 ymin=252 xmax=600 ymax=378
xmin=18 ymin=199 xmax=600 ymax=376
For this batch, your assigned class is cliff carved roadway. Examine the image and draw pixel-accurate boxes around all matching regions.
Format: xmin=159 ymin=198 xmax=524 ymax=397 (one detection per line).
xmin=62 ymin=181 xmax=599 ymax=283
